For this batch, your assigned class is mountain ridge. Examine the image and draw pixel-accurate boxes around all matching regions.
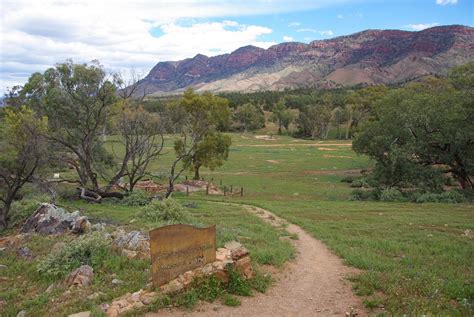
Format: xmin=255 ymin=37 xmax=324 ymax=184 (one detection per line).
xmin=137 ymin=25 xmax=474 ymax=96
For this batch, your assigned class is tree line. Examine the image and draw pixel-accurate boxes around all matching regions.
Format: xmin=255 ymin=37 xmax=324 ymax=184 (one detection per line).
xmin=0 ymin=61 xmax=231 ymax=229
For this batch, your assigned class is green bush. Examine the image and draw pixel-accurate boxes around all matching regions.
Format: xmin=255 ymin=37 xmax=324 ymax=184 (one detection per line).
xmin=350 ymin=189 xmax=376 ymax=201
xmin=415 ymin=191 xmax=467 ymax=204
xmin=37 ymin=232 xmax=111 ymax=278
xmin=438 ymin=191 xmax=467 ymax=203
xmin=10 ymin=195 xmax=51 ymax=227
xmin=379 ymin=188 xmax=405 ymax=202
xmin=139 ymin=198 xmax=193 ymax=224
xmin=122 ymin=190 xmax=151 ymax=206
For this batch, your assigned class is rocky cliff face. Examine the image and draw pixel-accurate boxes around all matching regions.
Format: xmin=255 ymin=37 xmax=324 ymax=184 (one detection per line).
xmin=138 ymin=25 xmax=474 ymax=95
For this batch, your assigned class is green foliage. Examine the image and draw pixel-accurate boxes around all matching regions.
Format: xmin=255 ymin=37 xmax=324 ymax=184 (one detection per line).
xmin=9 ymin=196 xmax=50 ymax=227
xmin=122 ymin=190 xmax=151 ymax=206
xmin=188 ymin=132 xmax=232 ymax=179
xmin=222 ymin=294 xmax=241 ymax=306
xmin=415 ymin=191 xmax=467 ymax=204
xmin=350 ymin=189 xmax=377 ymax=201
xmin=379 ymin=188 xmax=405 ymax=202
xmin=138 ymin=198 xmax=193 ymax=224
xmin=353 ymin=67 xmax=473 ymax=190
xmin=226 ymin=267 xmax=252 ymax=296
xmin=270 ymin=99 xmax=294 ymax=134
xmin=233 ymin=103 xmax=265 ymax=132
xmin=36 ymin=232 xmax=111 ymax=278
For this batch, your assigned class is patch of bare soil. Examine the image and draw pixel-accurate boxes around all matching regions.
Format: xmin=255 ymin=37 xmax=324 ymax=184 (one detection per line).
xmin=323 ymin=154 xmax=353 ymax=159
xmin=255 ymin=135 xmax=276 ymax=141
xmin=237 ymin=143 xmax=352 ymax=148
xmin=317 ymin=147 xmax=337 ymax=151
xmin=303 ymin=169 xmax=362 ymax=176
xmin=147 ymin=204 xmax=367 ymax=317
xmin=266 ymin=160 xmax=280 ymax=164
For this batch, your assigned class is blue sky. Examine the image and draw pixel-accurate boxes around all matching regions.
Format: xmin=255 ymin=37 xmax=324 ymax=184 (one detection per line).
xmin=1 ymin=0 xmax=472 ymax=93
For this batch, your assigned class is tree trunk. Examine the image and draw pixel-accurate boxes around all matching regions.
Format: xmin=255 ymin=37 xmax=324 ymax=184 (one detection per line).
xmin=278 ymin=122 xmax=282 ymax=135
xmin=0 ymin=206 xmax=9 ymax=231
xmin=193 ymin=165 xmax=201 ymax=180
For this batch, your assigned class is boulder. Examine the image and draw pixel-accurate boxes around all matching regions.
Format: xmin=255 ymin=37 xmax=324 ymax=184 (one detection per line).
xmin=112 ymin=230 xmax=150 ymax=259
xmin=21 ymin=203 xmax=91 ymax=235
xmin=64 ymin=265 xmax=94 ymax=287
xmin=16 ymin=246 xmax=34 ymax=260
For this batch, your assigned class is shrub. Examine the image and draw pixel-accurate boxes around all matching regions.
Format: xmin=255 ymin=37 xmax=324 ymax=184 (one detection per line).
xmin=37 ymin=232 xmax=111 ymax=278
xmin=9 ymin=195 xmax=51 ymax=227
xmin=438 ymin=191 xmax=467 ymax=203
xmin=139 ymin=198 xmax=193 ymax=224
xmin=122 ymin=190 xmax=151 ymax=206
xmin=379 ymin=188 xmax=405 ymax=202
xmin=415 ymin=191 xmax=467 ymax=204
xmin=350 ymin=189 xmax=376 ymax=201
xmin=415 ymin=192 xmax=440 ymax=203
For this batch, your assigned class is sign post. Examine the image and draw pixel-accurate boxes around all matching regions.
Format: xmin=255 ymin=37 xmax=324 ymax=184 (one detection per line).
xmin=149 ymin=224 xmax=216 ymax=287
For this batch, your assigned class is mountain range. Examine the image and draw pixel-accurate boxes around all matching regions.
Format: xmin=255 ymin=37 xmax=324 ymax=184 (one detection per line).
xmin=137 ymin=25 xmax=474 ymax=96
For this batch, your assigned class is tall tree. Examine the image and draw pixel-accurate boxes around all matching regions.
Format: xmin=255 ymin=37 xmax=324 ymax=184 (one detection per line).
xmin=0 ymin=107 xmax=48 ymax=229
xmin=167 ymin=89 xmax=231 ymax=196
xmin=271 ymin=99 xmax=294 ymax=135
xmin=12 ymin=60 xmax=120 ymax=202
xmin=233 ymin=102 xmax=265 ymax=132
xmin=353 ymin=68 xmax=473 ymax=190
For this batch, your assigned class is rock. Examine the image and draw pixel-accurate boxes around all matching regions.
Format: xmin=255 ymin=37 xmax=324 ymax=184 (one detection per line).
xmin=234 ymin=255 xmax=254 ymax=278
xmin=16 ymin=246 xmax=34 ymax=260
xmin=46 ymin=283 xmax=55 ymax=293
xmin=121 ymin=249 xmax=138 ymax=259
xmin=64 ymin=265 xmax=94 ymax=287
xmin=0 ymin=247 xmax=6 ymax=252
xmin=224 ymin=241 xmax=249 ymax=260
xmin=71 ymin=216 xmax=91 ymax=234
xmin=111 ymin=278 xmax=123 ymax=285
xmin=112 ymin=230 xmax=150 ymax=259
xmin=21 ymin=203 xmax=90 ymax=235
xmin=0 ymin=264 xmax=7 ymax=270
xmin=16 ymin=311 xmax=26 ymax=317
xmin=68 ymin=312 xmax=91 ymax=317
xmin=87 ymin=292 xmax=100 ymax=300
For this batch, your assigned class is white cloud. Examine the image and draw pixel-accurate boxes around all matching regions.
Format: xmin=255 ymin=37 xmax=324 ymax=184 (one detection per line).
xmin=436 ymin=0 xmax=458 ymax=5
xmin=283 ymin=35 xmax=294 ymax=41
xmin=337 ymin=14 xmax=344 ymax=19
xmin=3 ymin=0 xmax=355 ymax=93
xmin=296 ymin=28 xmax=333 ymax=36
xmin=288 ymin=22 xmax=301 ymax=27
xmin=406 ymin=23 xmax=440 ymax=31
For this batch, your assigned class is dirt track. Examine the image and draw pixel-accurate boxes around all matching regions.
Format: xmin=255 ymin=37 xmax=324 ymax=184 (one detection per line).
xmin=147 ymin=204 xmax=367 ymax=317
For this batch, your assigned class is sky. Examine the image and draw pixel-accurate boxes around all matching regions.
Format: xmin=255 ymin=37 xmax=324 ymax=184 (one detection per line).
xmin=0 ymin=0 xmax=472 ymax=94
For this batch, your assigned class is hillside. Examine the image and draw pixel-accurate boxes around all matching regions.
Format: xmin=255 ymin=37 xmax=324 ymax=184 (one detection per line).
xmin=137 ymin=25 xmax=474 ymax=96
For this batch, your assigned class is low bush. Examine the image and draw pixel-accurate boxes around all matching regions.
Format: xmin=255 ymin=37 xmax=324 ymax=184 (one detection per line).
xmin=122 ymin=190 xmax=151 ymax=206
xmin=350 ymin=189 xmax=377 ymax=201
xmin=379 ymin=188 xmax=405 ymax=202
xmin=36 ymin=232 xmax=111 ymax=278
xmin=415 ymin=190 xmax=467 ymax=203
xmin=138 ymin=198 xmax=193 ymax=224
xmin=9 ymin=195 xmax=51 ymax=227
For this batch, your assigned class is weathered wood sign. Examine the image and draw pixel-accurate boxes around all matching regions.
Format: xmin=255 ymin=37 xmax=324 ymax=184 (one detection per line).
xmin=149 ymin=224 xmax=216 ymax=286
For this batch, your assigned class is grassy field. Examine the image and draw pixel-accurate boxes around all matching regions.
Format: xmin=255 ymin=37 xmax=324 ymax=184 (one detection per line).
xmin=152 ymin=133 xmax=473 ymax=315
xmin=2 ymin=132 xmax=473 ymax=315
xmin=1 ymin=200 xmax=294 ymax=316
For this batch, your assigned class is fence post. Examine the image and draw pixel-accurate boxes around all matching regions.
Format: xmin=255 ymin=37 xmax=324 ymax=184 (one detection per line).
xmin=220 ymin=179 xmax=222 ymax=186
xmin=186 ymin=186 xmax=189 ymax=196
xmin=224 ymin=186 xmax=227 ymax=196
xmin=241 ymin=187 xmax=243 ymax=197
xmin=206 ymin=184 xmax=209 ymax=195
xmin=230 ymin=185 xmax=233 ymax=193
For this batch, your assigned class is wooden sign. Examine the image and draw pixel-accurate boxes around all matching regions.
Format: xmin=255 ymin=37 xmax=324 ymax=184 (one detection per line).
xmin=149 ymin=224 xmax=216 ymax=287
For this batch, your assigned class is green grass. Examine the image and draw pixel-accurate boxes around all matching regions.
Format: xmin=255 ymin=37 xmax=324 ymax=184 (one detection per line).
xmin=1 ymin=196 xmax=293 ymax=316
xmin=2 ymin=132 xmax=473 ymax=315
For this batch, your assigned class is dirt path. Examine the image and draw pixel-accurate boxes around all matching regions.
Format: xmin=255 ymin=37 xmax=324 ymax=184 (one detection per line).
xmin=147 ymin=204 xmax=367 ymax=317
xmin=236 ymin=143 xmax=352 ymax=147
